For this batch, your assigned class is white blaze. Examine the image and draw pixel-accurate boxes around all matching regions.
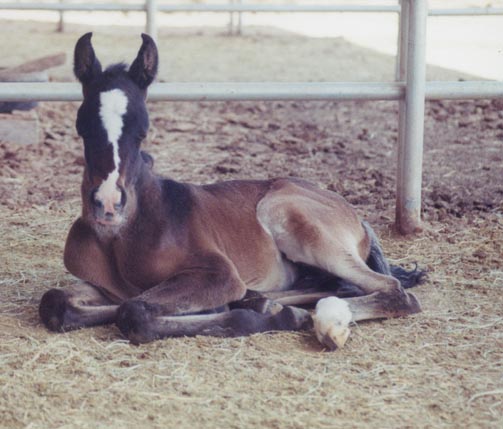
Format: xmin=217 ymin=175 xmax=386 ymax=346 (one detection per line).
xmin=96 ymin=89 xmax=128 ymax=211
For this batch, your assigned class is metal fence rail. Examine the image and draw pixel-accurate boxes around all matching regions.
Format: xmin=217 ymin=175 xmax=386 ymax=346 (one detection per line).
xmin=2 ymin=1 xmax=503 ymax=38
xmin=1 ymin=2 xmax=503 ymax=14
xmin=1 ymin=81 xmax=503 ymax=102
xmin=0 ymin=2 xmax=400 ymax=12
xmin=1 ymin=0 xmax=502 ymax=233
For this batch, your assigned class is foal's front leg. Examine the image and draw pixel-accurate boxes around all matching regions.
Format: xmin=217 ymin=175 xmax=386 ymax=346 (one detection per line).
xmin=116 ymin=304 xmax=313 ymax=345
xmin=40 ymin=218 xmax=138 ymax=332
xmin=39 ymin=283 xmax=119 ymax=332
xmin=115 ymin=255 xmax=312 ymax=344
xmin=115 ymin=254 xmax=245 ymax=343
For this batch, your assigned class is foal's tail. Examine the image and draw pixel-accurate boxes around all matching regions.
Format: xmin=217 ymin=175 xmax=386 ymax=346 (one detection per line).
xmin=389 ymin=264 xmax=426 ymax=289
xmin=362 ymin=221 xmax=426 ymax=289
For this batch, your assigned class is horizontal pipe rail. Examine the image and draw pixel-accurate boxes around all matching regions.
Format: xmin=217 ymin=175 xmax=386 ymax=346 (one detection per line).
xmin=149 ymin=82 xmax=402 ymax=101
xmin=429 ymin=7 xmax=503 ymax=16
xmin=158 ymin=4 xmax=399 ymax=13
xmin=1 ymin=81 xmax=502 ymax=102
xmin=1 ymin=3 xmax=503 ymax=15
xmin=0 ymin=2 xmax=144 ymax=11
xmin=426 ymin=81 xmax=503 ymax=99
xmin=0 ymin=3 xmax=399 ymax=13
xmin=0 ymin=3 xmax=399 ymax=12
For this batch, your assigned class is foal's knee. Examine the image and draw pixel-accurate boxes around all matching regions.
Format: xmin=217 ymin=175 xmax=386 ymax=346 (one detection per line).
xmin=116 ymin=300 xmax=159 ymax=345
xmin=39 ymin=288 xmax=69 ymax=332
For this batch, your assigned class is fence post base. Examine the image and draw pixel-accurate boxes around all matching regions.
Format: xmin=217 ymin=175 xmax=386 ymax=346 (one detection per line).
xmin=396 ymin=0 xmax=428 ymax=235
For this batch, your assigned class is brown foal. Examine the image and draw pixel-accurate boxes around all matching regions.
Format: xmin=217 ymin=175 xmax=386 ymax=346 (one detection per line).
xmin=39 ymin=33 xmax=423 ymax=350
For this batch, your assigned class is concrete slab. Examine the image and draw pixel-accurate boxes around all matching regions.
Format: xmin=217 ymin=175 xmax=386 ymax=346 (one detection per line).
xmin=0 ymin=110 xmax=39 ymax=145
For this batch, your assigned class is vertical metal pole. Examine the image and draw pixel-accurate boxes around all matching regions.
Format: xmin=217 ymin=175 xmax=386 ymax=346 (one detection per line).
xmin=146 ymin=0 xmax=158 ymax=41
xmin=237 ymin=0 xmax=243 ymax=35
xmin=57 ymin=0 xmax=64 ymax=32
xmin=396 ymin=0 xmax=428 ymax=234
xmin=394 ymin=2 xmax=405 ymax=81
xmin=229 ymin=0 xmax=235 ymax=35
xmin=396 ymin=0 xmax=409 ymax=218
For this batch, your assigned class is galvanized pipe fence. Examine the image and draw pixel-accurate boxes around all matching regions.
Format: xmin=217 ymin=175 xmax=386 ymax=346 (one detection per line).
xmin=2 ymin=1 xmax=503 ymax=38
xmin=1 ymin=81 xmax=503 ymax=103
xmin=1 ymin=0 xmax=502 ymax=233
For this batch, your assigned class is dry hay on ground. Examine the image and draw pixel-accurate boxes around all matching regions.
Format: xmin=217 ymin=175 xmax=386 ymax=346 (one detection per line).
xmin=1 ymin=22 xmax=503 ymax=429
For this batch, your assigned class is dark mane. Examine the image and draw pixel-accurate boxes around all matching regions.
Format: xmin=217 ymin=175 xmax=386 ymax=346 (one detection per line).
xmin=96 ymin=63 xmax=133 ymax=91
xmin=103 ymin=63 xmax=129 ymax=77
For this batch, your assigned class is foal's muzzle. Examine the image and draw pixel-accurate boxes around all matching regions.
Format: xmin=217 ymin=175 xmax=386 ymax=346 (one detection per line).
xmin=91 ymin=186 xmax=127 ymax=225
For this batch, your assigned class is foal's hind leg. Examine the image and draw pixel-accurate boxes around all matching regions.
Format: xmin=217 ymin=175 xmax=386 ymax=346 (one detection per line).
xmin=286 ymin=236 xmax=420 ymax=314
xmin=230 ymin=286 xmax=420 ymax=350
xmin=258 ymin=193 xmax=420 ymax=345
xmin=262 ymin=289 xmax=419 ymax=350
xmin=39 ymin=283 xmax=118 ymax=332
xmin=258 ymin=194 xmax=421 ymax=349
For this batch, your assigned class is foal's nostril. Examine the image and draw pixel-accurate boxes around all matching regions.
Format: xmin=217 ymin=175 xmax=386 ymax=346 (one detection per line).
xmin=119 ymin=186 xmax=127 ymax=207
xmin=90 ymin=186 xmax=125 ymax=219
xmin=112 ymin=188 xmax=127 ymax=211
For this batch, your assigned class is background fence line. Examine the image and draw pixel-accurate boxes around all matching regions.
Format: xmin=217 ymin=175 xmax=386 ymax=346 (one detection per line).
xmin=2 ymin=1 xmax=503 ymax=38
xmin=0 ymin=1 xmax=502 ymax=233
xmin=1 ymin=2 xmax=503 ymax=14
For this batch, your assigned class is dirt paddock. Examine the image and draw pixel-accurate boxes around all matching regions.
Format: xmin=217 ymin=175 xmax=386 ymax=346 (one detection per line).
xmin=1 ymin=21 xmax=502 ymax=429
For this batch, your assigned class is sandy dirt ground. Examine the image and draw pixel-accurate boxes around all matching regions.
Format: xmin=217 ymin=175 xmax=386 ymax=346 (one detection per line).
xmin=0 ymin=19 xmax=502 ymax=429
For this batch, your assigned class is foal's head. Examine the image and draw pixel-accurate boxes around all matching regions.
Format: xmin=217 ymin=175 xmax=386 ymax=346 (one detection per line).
xmin=74 ymin=33 xmax=158 ymax=229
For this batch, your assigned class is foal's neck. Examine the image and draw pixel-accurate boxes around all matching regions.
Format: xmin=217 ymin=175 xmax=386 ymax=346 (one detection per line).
xmin=135 ymin=163 xmax=190 ymax=221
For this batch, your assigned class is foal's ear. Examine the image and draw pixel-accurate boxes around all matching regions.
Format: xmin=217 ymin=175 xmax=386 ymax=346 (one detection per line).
xmin=74 ymin=32 xmax=102 ymax=85
xmin=128 ymin=34 xmax=158 ymax=89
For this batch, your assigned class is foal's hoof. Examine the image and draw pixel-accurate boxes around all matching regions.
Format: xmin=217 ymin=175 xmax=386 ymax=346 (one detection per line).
xmin=39 ymin=289 xmax=67 ymax=332
xmin=116 ymin=300 xmax=159 ymax=345
xmin=391 ymin=290 xmax=422 ymax=316
xmin=405 ymin=292 xmax=422 ymax=315
xmin=312 ymin=297 xmax=352 ymax=351
xmin=378 ymin=289 xmax=422 ymax=318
